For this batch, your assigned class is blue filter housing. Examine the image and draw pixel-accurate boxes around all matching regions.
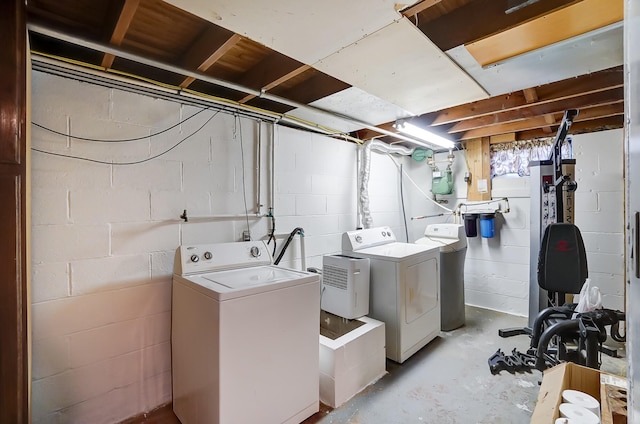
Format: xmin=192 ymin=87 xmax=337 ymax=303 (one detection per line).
xmin=479 ymin=213 xmax=495 ymax=238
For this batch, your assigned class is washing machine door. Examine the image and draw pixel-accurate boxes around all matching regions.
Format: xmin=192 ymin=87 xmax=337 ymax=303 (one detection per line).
xmin=404 ymin=256 xmax=439 ymax=324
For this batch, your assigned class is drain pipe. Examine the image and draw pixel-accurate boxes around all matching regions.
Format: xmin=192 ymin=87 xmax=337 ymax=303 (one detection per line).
xmin=359 ymin=139 xmax=414 ymax=229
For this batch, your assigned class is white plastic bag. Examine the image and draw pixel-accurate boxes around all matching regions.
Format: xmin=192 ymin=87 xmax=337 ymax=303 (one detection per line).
xmin=574 ymin=278 xmax=602 ymax=314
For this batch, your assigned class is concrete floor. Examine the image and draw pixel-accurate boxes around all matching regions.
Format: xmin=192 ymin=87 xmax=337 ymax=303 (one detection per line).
xmin=144 ymin=305 xmax=626 ymax=424
xmin=303 ymin=306 xmax=627 ymax=424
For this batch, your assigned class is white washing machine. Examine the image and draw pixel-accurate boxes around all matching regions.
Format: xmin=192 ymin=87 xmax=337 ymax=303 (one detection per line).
xmin=342 ymin=226 xmax=440 ymax=363
xmin=416 ymin=224 xmax=468 ymax=331
xmin=172 ymin=241 xmax=320 ymax=424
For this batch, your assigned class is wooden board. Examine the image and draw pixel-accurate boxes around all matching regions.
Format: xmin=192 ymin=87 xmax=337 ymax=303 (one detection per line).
xmin=465 ymin=0 xmax=623 ymax=66
xmin=464 ymin=137 xmax=491 ymax=201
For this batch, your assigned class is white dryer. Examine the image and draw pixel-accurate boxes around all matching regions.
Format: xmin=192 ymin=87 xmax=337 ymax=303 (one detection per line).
xmin=342 ymin=226 xmax=440 ymax=363
xmin=172 ymin=241 xmax=320 ymax=424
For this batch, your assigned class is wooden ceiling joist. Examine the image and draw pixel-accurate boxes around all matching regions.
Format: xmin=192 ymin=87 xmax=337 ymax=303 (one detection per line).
xmin=101 ymin=0 xmax=140 ymax=69
xmin=431 ymin=67 xmax=623 ymax=126
xmin=236 ymin=52 xmax=310 ymax=104
xmin=459 ymin=103 xmax=624 ymax=140
xmin=448 ymin=87 xmax=624 ymax=133
xmin=517 ymin=115 xmax=624 ymax=140
xmin=180 ymin=34 xmax=242 ymax=88
xmin=523 ymin=88 xmax=554 ymax=132
xmin=267 ymin=71 xmax=350 ymax=106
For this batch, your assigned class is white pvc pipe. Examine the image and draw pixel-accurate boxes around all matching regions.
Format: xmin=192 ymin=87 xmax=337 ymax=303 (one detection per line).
xmin=179 ymin=213 xmax=263 ymax=222
xmin=300 ymin=234 xmax=307 ymax=272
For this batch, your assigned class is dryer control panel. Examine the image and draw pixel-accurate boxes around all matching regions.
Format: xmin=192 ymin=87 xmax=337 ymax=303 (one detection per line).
xmin=342 ymin=226 xmax=397 ymax=251
xmin=174 ymin=240 xmax=272 ymax=275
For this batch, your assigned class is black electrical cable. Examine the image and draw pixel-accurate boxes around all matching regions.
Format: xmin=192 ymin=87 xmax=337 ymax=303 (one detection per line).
xmin=266 ymin=211 xmax=277 ymax=257
xmin=32 ymin=106 xmax=210 ymax=142
xmin=400 ymin=163 xmax=409 ymax=243
xmin=31 ymin=109 xmax=221 ymax=165
xmin=274 ymin=227 xmax=304 ymax=266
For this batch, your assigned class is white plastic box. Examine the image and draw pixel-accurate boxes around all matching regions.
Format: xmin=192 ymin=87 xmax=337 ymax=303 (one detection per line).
xmin=321 ymin=255 xmax=370 ymax=319
xmin=319 ymin=313 xmax=386 ymax=408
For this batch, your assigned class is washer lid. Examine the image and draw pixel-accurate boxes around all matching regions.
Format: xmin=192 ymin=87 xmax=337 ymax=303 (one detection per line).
xmin=351 ymin=242 xmax=439 ymax=262
xmin=177 ymin=265 xmax=319 ymax=300
xmin=202 ymin=266 xmax=307 ymax=289
xmin=415 ymin=236 xmax=467 ymax=252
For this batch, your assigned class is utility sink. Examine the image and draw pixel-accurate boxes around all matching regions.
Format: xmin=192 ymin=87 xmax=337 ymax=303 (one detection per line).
xmin=318 ymin=311 xmax=386 ymax=408
xmin=320 ymin=310 xmax=366 ymax=339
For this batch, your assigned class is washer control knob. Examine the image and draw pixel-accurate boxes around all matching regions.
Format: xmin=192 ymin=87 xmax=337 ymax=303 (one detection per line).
xmin=203 ymin=251 xmax=212 ymax=260
xmin=355 ymin=235 xmax=363 ymax=243
xmin=190 ymin=254 xmax=199 ymax=263
xmin=250 ymin=246 xmax=261 ymax=258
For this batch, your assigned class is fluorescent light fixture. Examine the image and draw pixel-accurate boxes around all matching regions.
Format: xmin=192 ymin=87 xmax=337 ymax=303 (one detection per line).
xmin=395 ymin=121 xmax=455 ymax=149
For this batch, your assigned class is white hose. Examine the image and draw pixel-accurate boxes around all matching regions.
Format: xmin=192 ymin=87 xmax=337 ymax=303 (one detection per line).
xmin=386 ymin=155 xmax=454 ymax=213
xmin=359 ymin=140 xmax=414 ymax=228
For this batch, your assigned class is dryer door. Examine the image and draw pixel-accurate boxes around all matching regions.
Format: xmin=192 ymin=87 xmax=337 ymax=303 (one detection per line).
xmin=405 ymin=257 xmax=439 ymax=324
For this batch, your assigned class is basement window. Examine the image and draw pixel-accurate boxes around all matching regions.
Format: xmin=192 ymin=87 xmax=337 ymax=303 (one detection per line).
xmin=490 ymin=137 xmax=571 ymax=178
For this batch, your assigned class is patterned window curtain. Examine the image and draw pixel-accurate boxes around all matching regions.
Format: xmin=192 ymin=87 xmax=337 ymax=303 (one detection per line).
xmin=489 ymin=137 xmax=572 ymax=178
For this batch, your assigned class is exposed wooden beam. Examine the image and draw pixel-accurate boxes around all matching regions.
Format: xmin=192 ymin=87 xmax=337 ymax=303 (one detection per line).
xmin=464 ymin=137 xmax=491 ymax=201
xmin=27 ymin=7 xmax=99 ymax=35
xmin=354 ymin=123 xmax=399 ymax=141
xmin=235 ymin=51 xmax=310 ymax=104
xmin=415 ymin=0 xmax=579 ymax=52
xmin=448 ymin=87 xmax=623 ymax=133
xmin=490 ymin=133 xmax=516 ymax=144
xmin=459 ymin=103 xmax=624 ymax=139
xmin=523 ymin=88 xmax=538 ymax=103
xmin=266 ymin=71 xmax=350 ymax=106
xmin=0 ymin=1 xmax=28 ymax=423
xmin=466 ymin=0 xmax=623 ymax=67
xmin=517 ymin=115 xmax=624 ymax=140
xmin=524 ymin=88 xmax=554 ymax=132
xmin=401 ymin=0 xmax=444 ymax=17
xmin=101 ymin=0 xmax=140 ymax=69
xmin=179 ymin=33 xmax=243 ymax=88
xmin=431 ymin=66 xmax=623 ymax=125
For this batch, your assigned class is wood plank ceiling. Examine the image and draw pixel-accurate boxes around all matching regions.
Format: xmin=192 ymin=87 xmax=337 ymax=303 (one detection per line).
xmin=26 ymin=0 xmax=624 ymax=147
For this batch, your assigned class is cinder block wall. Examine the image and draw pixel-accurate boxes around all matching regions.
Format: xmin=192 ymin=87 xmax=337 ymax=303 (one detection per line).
xmin=30 ymin=70 xmax=624 ymax=422
xmin=573 ymin=129 xmax=625 ymax=311
xmin=404 ymin=130 xmax=625 ymax=316
xmin=30 ymin=71 xmax=401 ymax=423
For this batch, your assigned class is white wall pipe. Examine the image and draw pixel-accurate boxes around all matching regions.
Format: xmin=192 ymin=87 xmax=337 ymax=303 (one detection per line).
xmin=359 ymin=139 xmax=414 ymax=229
xmin=300 ymin=234 xmax=307 ymax=272
xmin=178 ymin=213 xmax=264 ymax=222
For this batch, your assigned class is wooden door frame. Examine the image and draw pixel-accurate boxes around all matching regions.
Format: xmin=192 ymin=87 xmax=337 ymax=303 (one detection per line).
xmin=0 ymin=0 xmax=29 ymax=422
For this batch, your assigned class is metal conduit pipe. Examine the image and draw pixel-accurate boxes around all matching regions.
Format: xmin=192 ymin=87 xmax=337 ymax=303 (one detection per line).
xmin=32 ymin=54 xmax=364 ymax=145
xmin=359 ymin=140 xmax=414 ymax=229
xmin=28 ymin=23 xmax=432 ymax=147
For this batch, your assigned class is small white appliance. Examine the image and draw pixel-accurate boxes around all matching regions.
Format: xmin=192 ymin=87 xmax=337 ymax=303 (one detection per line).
xmin=172 ymin=241 xmax=320 ymax=424
xmin=416 ymin=223 xmax=468 ymax=331
xmin=321 ymin=254 xmax=370 ymax=319
xmin=342 ymin=226 xmax=441 ymax=363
